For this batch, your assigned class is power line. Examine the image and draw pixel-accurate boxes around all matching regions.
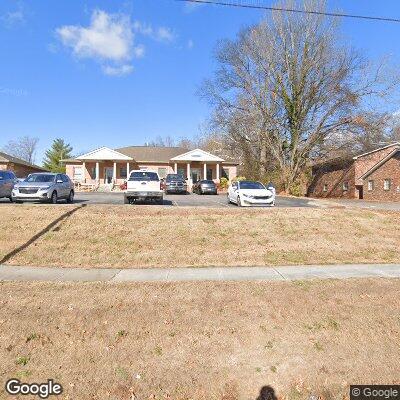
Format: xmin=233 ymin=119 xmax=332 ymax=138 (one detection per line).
xmin=175 ymin=0 xmax=400 ymax=23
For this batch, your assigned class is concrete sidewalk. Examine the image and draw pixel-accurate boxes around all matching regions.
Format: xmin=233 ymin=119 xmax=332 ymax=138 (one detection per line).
xmin=1 ymin=263 xmax=400 ymax=282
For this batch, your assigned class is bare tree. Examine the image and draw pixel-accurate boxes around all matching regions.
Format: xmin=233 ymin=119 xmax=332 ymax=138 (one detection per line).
xmin=2 ymin=136 xmax=39 ymax=164
xmin=201 ymin=0 xmax=397 ymax=193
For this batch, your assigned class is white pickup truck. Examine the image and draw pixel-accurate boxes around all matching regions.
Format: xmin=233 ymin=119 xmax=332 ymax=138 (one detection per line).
xmin=124 ymin=170 xmax=164 ymax=204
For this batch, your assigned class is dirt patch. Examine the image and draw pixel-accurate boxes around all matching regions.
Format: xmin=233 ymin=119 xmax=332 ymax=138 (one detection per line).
xmin=1 ymin=205 xmax=399 ymax=268
xmin=0 ymin=279 xmax=399 ymax=399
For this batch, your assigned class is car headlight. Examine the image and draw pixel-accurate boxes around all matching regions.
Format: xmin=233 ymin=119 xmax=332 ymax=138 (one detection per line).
xmin=242 ymin=193 xmax=253 ymax=198
xmin=39 ymin=186 xmax=51 ymax=190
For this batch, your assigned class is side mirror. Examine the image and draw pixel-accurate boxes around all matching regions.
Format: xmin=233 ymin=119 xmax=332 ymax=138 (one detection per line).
xmin=57 ymin=180 xmax=63 ymax=183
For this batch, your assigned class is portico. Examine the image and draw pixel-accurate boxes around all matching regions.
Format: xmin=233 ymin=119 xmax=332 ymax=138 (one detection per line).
xmin=75 ymin=147 xmax=134 ymax=185
xmin=170 ymin=149 xmax=224 ymax=189
xmin=63 ymin=146 xmax=238 ymax=190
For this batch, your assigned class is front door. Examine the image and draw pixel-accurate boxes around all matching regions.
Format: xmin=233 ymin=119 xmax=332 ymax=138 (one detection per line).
xmin=104 ymin=167 xmax=113 ymax=184
xmin=191 ymin=168 xmax=201 ymax=183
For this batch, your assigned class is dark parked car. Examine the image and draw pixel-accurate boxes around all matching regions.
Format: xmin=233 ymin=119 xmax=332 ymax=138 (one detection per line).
xmin=192 ymin=180 xmax=218 ymax=195
xmin=0 ymin=170 xmax=18 ymax=202
xmin=164 ymin=173 xmax=187 ymax=194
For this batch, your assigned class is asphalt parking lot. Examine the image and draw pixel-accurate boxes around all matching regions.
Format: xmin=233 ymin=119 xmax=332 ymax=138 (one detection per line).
xmin=0 ymin=192 xmax=318 ymax=207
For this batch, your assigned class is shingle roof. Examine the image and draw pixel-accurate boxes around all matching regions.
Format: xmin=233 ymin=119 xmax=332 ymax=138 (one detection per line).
xmin=0 ymin=151 xmax=47 ymax=171
xmin=116 ymin=146 xmax=189 ymax=163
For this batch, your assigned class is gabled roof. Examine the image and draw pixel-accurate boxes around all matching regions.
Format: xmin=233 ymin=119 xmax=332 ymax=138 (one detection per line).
xmin=359 ymin=148 xmax=400 ymax=180
xmin=116 ymin=146 xmax=188 ymax=163
xmin=76 ymin=147 xmax=133 ymax=161
xmin=0 ymin=151 xmax=47 ymax=171
xmin=353 ymin=142 xmax=400 ymax=160
xmin=170 ymin=148 xmax=225 ymax=162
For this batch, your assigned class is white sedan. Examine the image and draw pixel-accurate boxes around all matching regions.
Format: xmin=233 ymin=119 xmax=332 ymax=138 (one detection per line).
xmin=227 ymin=180 xmax=275 ymax=207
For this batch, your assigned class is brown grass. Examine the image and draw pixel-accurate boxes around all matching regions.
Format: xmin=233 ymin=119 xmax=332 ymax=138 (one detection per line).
xmin=0 ymin=279 xmax=399 ymax=399
xmin=1 ymin=204 xmax=399 ymax=268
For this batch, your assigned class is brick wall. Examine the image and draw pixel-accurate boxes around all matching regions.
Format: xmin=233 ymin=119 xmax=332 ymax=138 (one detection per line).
xmin=354 ymin=145 xmax=399 ymax=185
xmin=363 ymin=152 xmax=400 ymax=201
xmin=307 ymin=159 xmax=357 ymax=198
xmin=2 ymin=162 xmax=45 ymax=178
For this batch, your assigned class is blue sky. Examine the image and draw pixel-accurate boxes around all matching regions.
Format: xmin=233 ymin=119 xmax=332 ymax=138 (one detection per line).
xmin=1 ymin=0 xmax=400 ymax=164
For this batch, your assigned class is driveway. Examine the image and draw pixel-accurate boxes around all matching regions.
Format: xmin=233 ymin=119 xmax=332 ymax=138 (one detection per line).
xmin=58 ymin=192 xmax=318 ymax=207
xmin=0 ymin=192 xmax=325 ymax=207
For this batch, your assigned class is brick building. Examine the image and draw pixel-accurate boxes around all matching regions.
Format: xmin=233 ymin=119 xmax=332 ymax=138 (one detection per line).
xmin=307 ymin=143 xmax=400 ymax=201
xmin=0 ymin=151 xmax=47 ymax=177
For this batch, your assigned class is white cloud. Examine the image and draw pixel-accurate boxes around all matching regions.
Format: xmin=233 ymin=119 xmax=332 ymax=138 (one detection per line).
xmin=187 ymin=39 xmax=194 ymax=49
xmin=133 ymin=44 xmax=145 ymax=58
xmin=1 ymin=2 xmax=26 ymax=27
xmin=56 ymin=9 xmax=138 ymax=76
xmin=102 ymin=64 xmax=133 ymax=76
xmin=133 ymin=21 xmax=175 ymax=43
xmin=57 ymin=10 xmax=133 ymax=62
xmin=56 ymin=9 xmax=177 ymax=76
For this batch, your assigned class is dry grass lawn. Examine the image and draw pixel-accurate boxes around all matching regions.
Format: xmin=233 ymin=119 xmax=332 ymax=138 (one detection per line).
xmin=0 ymin=279 xmax=399 ymax=399
xmin=1 ymin=205 xmax=399 ymax=268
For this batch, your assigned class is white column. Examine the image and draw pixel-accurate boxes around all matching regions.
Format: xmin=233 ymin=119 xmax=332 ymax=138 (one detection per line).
xmin=216 ymin=163 xmax=220 ymax=181
xmin=127 ymin=162 xmax=130 ymax=179
xmin=113 ymin=162 xmax=117 ymax=183
xmin=95 ymin=162 xmax=99 ymax=183
xmin=203 ymin=163 xmax=207 ymax=179
xmin=82 ymin=162 xmax=86 ymax=182
xmin=186 ymin=163 xmax=190 ymax=180
xmin=174 ymin=163 xmax=178 ymax=173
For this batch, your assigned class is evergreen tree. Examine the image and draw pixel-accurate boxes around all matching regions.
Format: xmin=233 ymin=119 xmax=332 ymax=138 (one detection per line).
xmin=43 ymin=139 xmax=73 ymax=172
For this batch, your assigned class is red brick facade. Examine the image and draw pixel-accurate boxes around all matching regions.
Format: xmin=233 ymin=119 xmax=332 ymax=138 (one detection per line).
xmin=362 ymin=152 xmax=400 ymax=201
xmin=307 ymin=143 xmax=400 ymax=201
xmin=0 ymin=162 xmax=45 ymax=178
xmin=307 ymin=158 xmax=356 ymax=198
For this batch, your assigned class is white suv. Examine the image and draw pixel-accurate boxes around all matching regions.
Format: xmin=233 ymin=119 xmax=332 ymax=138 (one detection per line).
xmin=124 ymin=170 xmax=163 ymax=205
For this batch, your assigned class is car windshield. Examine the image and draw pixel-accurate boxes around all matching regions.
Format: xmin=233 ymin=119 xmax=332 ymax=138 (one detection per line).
xmin=129 ymin=172 xmax=159 ymax=181
xmin=201 ymin=180 xmax=215 ymax=185
xmin=25 ymin=174 xmax=56 ymax=183
xmin=166 ymin=174 xmax=183 ymax=181
xmin=239 ymin=181 xmax=265 ymax=190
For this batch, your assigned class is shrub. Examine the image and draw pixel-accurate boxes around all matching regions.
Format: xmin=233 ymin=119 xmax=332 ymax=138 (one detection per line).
xmin=219 ymin=177 xmax=229 ymax=189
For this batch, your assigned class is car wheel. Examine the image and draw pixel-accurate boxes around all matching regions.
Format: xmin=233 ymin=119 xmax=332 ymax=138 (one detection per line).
xmin=8 ymin=196 xmax=13 ymax=203
xmin=227 ymin=194 xmax=231 ymax=204
xmin=237 ymin=195 xmax=242 ymax=207
xmin=66 ymin=190 xmax=74 ymax=204
xmin=50 ymin=191 xmax=58 ymax=204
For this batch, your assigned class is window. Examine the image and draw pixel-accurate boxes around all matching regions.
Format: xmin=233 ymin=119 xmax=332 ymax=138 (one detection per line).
xmin=177 ymin=168 xmax=186 ymax=179
xmin=73 ymin=167 xmax=83 ymax=180
xmin=342 ymin=181 xmax=349 ymax=191
xmin=129 ymin=171 xmax=159 ymax=181
xmin=221 ymin=168 xmax=229 ymax=179
xmin=26 ymin=174 xmax=56 ymax=183
xmin=368 ymin=180 xmax=374 ymax=191
xmin=61 ymin=175 xmax=69 ymax=183
xmin=239 ymin=181 xmax=265 ymax=190
xmin=323 ymin=184 xmax=328 ymax=192
xmin=384 ymin=179 xmax=391 ymax=191
xmin=158 ymin=167 xmax=167 ymax=179
xmin=89 ymin=167 xmax=96 ymax=179
xmin=120 ymin=167 xmax=127 ymax=179
xmin=206 ymin=168 xmax=213 ymax=180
